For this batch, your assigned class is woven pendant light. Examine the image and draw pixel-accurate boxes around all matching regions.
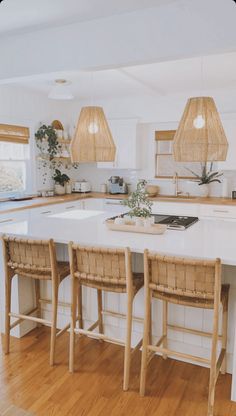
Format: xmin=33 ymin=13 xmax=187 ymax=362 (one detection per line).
xmin=70 ymin=106 xmax=116 ymax=163
xmin=173 ymin=97 xmax=228 ymax=162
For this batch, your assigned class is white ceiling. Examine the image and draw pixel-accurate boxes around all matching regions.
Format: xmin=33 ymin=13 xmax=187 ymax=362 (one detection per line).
xmin=16 ymin=52 xmax=236 ymax=100
xmin=0 ymin=0 xmax=178 ymax=36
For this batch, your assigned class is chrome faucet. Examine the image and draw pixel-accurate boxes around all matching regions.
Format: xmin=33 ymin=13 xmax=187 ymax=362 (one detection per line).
xmin=173 ymin=172 xmax=190 ymax=197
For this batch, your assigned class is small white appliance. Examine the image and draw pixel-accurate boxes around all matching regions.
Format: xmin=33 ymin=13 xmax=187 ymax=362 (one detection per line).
xmin=72 ymin=180 xmax=91 ymax=193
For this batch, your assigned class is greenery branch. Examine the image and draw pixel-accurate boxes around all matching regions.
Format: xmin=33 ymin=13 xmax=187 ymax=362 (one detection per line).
xmin=52 ymin=169 xmax=70 ymax=186
xmin=121 ymin=180 xmax=153 ymax=218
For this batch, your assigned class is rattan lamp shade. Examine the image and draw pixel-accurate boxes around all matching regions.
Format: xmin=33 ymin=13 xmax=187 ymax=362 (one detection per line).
xmin=173 ymin=97 xmax=228 ymax=162
xmin=70 ymin=106 xmax=116 ymax=163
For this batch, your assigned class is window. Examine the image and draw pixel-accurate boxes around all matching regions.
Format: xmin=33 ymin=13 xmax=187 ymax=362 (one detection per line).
xmin=0 ymin=141 xmax=30 ymax=195
xmin=0 ymin=123 xmax=30 ymax=197
xmin=155 ymin=130 xmax=202 ymax=179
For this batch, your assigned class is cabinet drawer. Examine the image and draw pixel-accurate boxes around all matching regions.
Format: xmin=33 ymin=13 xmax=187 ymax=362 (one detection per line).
xmin=152 ymin=201 xmax=199 ymax=216
xmin=199 ymin=204 xmax=236 ymax=219
xmin=30 ymin=204 xmax=60 ymax=217
xmin=0 ymin=210 xmax=28 ymax=224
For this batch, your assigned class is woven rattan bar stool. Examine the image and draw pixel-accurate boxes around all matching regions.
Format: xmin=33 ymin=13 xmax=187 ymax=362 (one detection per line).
xmin=2 ymin=235 xmax=70 ymax=366
xmin=68 ymin=243 xmax=144 ymax=390
xmin=140 ymin=250 xmax=229 ymax=416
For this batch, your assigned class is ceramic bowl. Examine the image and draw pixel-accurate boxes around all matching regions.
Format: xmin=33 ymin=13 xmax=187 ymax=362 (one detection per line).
xmin=146 ymin=185 xmax=159 ymax=197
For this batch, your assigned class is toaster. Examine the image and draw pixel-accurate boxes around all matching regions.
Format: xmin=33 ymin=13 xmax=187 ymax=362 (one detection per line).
xmin=72 ymin=180 xmax=91 ymax=193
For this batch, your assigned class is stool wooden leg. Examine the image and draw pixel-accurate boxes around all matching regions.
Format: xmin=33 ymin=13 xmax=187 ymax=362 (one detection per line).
xmin=5 ymin=274 xmax=12 ymax=354
xmin=162 ymin=300 xmax=168 ymax=360
xmin=123 ymin=292 xmax=133 ymax=391
xmin=221 ymin=298 xmax=228 ymax=374
xmin=35 ymin=279 xmax=41 ymax=327
xmin=50 ymin=280 xmax=59 ymax=366
xmin=140 ymin=289 xmax=152 ymax=396
xmin=149 ymin=302 xmax=152 ymax=345
xmin=97 ymin=289 xmax=103 ymax=334
xmin=69 ymin=277 xmax=78 ymax=373
xmin=78 ymin=283 xmax=83 ymax=329
xmin=207 ymin=310 xmax=219 ymax=416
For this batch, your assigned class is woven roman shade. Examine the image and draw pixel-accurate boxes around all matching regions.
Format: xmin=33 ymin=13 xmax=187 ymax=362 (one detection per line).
xmin=173 ymin=97 xmax=228 ymax=162
xmin=70 ymin=106 xmax=116 ymax=163
xmin=0 ymin=124 xmax=30 ymax=144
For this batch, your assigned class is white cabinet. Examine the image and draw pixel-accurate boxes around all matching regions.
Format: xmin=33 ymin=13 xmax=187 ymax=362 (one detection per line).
xmin=199 ymin=204 xmax=236 ymax=219
xmin=97 ymin=118 xmax=141 ymax=170
xmin=60 ymin=200 xmax=83 ymax=211
xmin=151 ymin=201 xmax=199 ymax=216
xmin=29 ymin=204 xmax=62 ymax=218
xmin=0 ymin=210 xmax=29 ymax=224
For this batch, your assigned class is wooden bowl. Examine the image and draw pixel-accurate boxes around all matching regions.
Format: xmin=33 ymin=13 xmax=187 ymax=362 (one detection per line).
xmin=146 ymin=185 xmax=159 ymax=197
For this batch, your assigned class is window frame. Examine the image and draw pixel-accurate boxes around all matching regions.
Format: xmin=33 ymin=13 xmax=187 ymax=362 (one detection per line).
xmin=0 ymin=117 xmax=36 ymax=199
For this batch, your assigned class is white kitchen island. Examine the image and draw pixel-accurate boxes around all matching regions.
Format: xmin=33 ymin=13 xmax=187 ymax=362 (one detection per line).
xmin=1 ymin=206 xmax=236 ymax=400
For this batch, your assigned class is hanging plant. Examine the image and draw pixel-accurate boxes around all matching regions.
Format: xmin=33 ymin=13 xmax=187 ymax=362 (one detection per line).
xmin=35 ymin=124 xmax=59 ymax=159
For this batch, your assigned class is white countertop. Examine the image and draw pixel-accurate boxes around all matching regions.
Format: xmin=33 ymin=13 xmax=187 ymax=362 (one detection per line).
xmin=0 ymin=209 xmax=236 ymax=265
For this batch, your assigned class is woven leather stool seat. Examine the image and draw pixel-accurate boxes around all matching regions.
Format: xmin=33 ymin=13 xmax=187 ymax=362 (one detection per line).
xmin=77 ymin=271 xmax=144 ymax=293
xmin=153 ymin=283 xmax=230 ymax=309
xmin=13 ymin=261 xmax=70 ymax=280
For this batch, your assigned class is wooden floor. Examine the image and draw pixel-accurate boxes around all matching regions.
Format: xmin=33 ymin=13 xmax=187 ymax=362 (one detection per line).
xmin=1 ymin=328 xmax=236 ymax=416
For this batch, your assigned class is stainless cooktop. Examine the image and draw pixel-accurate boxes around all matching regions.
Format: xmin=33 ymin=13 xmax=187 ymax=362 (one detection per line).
xmin=152 ymin=214 xmax=199 ymax=230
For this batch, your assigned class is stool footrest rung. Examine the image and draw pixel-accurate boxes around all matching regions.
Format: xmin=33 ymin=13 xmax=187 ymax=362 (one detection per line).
xmin=147 ymin=335 xmax=166 ymax=364
xmin=56 ymin=323 xmax=70 ymax=338
xmin=216 ymin=348 xmax=226 ymax=379
xmin=167 ymin=324 xmax=223 ymax=340
xmin=9 ymin=311 xmax=51 ymax=326
xmin=87 ymin=320 xmax=99 ymax=332
xmin=102 ymin=309 xmax=143 ymax=323
xmin=148 ymin=344 xmax=211 ymax=365
xmin=9 ymin=307 xmax=39 ymax=329
xmin=39 ymin=298 xmax=71 ymax=308
xmin=74 ymin=327 xmax=125 ymax=346
xmin=132 ymin=338 xmax=143 ymax=355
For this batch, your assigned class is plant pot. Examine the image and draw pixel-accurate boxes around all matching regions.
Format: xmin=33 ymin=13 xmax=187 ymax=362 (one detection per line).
xmin=199 ymin=183 xmax=210 ymax=197
xmin=65 ymin=183 xmax=72 ymax=194
xmin=143 ymin=217 xmax=155 ymax=227
xmin=135 ymin=217 xmax=144 ymax=227
xmin=55 ymin=184 xmax=65 ymax=195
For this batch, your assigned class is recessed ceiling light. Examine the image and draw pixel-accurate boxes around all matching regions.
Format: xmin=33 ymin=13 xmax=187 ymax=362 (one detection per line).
xmin=48 ymin=79 xmax=74 ymax=100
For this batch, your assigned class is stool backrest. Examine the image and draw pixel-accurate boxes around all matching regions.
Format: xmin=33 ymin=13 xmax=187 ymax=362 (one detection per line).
xmin=2 ymin=235 xmax=57 ymax=276
xmin=144 ymin=250 xmax=221 ymax=301
xmin=69 ymin=243 xmax=132 ymax=288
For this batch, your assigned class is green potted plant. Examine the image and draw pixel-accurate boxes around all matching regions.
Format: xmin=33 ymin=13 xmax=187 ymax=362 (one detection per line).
xmin=53 ymin=169 xmax=70 ymax=195
xmin=186 ymin=162 xmax=223 ymax=197
xmin=35 ymin=124 xmax=59 ymax=159
xmin=121 ymin=180 xmax=153 ymax=226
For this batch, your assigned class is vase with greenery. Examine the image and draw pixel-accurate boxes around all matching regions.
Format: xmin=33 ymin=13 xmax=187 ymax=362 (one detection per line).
xmin=186 ymin=162 xmax=223 ymax=197
xmin=53 ymin=169 xmax=70 ymax=195
xmin=121 ymin=180 xmax=153 ymax=225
